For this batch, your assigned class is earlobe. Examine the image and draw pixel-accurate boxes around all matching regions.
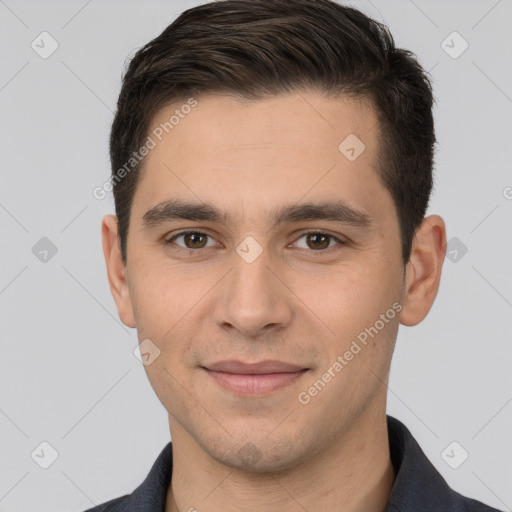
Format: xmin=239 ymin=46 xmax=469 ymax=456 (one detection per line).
xmin=399 ymin=215 xmax=447 ymax=326
xmin=101 ymin=214 xmax=136 ymax=328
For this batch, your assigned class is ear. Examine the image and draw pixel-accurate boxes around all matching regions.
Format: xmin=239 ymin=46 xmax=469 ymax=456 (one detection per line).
xmin=399 ymin=215 xmax=447 ymax=326
xmin=101 ymin=214 xmax=136 ymax=328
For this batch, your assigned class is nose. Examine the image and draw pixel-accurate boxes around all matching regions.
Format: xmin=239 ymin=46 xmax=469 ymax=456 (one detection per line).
xmin=213 ymin=244 xmax=293 ymax=338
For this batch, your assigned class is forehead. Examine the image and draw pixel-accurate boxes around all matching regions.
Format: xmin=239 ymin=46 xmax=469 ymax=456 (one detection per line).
xmin=131 ymin=90 xmax=394 ymax=229
xmin=150 ymin=91 xmax=378 ymax=164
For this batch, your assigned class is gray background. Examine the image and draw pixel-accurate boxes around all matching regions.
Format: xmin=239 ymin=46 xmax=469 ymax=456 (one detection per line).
xmin=0 ymin=0 xmax=511 ymax=511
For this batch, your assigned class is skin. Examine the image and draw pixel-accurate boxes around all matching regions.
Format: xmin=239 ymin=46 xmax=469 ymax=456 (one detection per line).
xmin=102 ymin=89 xmax=447 ymax=512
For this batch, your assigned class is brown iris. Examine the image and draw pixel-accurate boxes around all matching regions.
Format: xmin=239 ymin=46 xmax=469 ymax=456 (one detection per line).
xmin=305 ymin=233 xmax=331 ymax=250
xmin=183 ymin=232 xmax=208 ymax=249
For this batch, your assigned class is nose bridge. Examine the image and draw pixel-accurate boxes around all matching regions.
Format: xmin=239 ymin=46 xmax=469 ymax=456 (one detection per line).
xmin=232 ymin=243 xmax=274 ymax=299
xmin=214 ymin=237 xmax=293 ymax=335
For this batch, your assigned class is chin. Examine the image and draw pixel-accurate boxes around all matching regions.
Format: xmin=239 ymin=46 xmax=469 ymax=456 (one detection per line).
xmin=204 ymin=430 xmax=312 ymax=475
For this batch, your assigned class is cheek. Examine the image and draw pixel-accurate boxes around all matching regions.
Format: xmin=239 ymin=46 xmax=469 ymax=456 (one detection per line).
xmin=305 ymin=260 xmax=400 ymax=335
xmin=127 ymin=273 xmax=178 ymax=347
xmin=128 ymin=256 xmax=194 ymax=322
xmin=128 ymin=262 xmax=213 ymax=373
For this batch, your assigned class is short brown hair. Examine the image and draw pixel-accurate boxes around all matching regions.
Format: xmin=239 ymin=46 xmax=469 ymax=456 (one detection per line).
xmin=109 ymin=0 xmax=435 ymax=264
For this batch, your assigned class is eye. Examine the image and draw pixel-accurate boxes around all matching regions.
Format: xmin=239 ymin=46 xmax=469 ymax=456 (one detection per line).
xmin=164 ymin=230 xmax=347 ymax=253
xmin=165 ymin=231 xmax=218 ymax=250
xmin=291 ymin=231 xmax=346 ymax=252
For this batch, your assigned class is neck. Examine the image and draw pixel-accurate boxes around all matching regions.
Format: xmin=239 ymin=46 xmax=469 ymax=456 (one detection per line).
xmin=166 ymin=406 xmax=395 ymax=512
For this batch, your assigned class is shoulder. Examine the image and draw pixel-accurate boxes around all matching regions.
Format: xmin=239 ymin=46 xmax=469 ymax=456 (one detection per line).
xmin=385 ymin=415 xmax=505 ymax=512
xmin=457 ymin=493 xmax=505 ymax=512
xmin=77 ymin=441 xmax=173 ymax=512
xmin=80 ymin=494 xmax=130 ymax=512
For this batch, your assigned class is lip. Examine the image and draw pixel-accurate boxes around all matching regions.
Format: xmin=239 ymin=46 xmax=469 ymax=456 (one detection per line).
xmin=204 ymin=360 xmax=307 ymax=374
xmin=202 ymin=360 xmax=309 ymax=396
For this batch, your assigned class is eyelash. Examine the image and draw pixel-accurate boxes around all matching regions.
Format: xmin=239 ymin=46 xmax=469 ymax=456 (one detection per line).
xmin=164 ymin=230 xmax=348 ymax=255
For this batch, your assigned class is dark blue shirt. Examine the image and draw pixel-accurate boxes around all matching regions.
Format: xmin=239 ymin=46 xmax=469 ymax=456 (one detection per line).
xmin=82 ymin=415 xmax=503 ymax=511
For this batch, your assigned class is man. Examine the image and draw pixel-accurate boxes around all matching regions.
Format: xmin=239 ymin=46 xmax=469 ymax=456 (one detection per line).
xmin=87 ymin=0 xmax=503 ymax=510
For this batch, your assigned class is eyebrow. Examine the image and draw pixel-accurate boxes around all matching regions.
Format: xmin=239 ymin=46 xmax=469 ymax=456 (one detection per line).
xmin=141 ymin=198 xmax=373 ymax=230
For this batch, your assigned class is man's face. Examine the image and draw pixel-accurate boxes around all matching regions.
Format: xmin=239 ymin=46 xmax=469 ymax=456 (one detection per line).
xmin=120 ymin=90 xmax=405 ymax=471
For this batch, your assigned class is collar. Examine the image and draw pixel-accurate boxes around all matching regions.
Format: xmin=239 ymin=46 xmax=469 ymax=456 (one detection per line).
xmin=88 ymin=415 xmax=501 ymax=511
